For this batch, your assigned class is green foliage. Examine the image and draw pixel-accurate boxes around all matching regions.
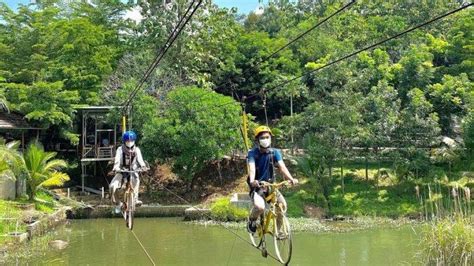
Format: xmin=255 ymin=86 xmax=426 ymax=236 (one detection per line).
xmin=142 ymin=87 xmax=242 ymax=182
xmin=327 ymin=177 xmax=419 ymax=217
xmin=22 ymin=141 xmax=67 ymax=200
xmin=210 ymin=197 xmax=248 ymax=221
xmin=0 ymin=200 xmax=24 ymax=244
xmin=39 ymin=172 xmax=70 ymax=188
xmin=419 ymin=217 xmax=474 ymax=265
xmin=2 ymin=81 xmax=80 ymax=144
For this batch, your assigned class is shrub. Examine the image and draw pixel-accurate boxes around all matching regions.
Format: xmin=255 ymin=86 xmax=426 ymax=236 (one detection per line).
xmin=210 ymin=197 xmax=248 ymax=221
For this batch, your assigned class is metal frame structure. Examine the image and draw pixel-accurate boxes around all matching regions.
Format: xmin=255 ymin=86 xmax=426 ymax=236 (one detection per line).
xmin=78 ymin=106 xmax=120 ymax=192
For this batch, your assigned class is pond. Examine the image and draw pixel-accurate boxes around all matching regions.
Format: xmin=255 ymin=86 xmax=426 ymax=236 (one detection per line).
xmin=21 ymin=218 xmax=421 ymax=265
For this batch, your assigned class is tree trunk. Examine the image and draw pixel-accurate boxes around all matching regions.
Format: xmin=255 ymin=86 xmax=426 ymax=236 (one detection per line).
xmin=329 ymin=164 xmax=332 ymax=181
xmin=365 ymin=156 xmax=369 ymax=182
xmin=341 ymin=163 xmax=344 ymax=194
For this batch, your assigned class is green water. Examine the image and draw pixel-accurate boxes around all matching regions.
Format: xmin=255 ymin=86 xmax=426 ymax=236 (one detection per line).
xmin=23 ymin=218 xmax=420 ymax=265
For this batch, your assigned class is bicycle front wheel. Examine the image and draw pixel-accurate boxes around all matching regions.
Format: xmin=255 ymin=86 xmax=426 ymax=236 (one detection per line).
xmin=248 ymin=217 xmax=263 ymax=248
xmin=272 ymin=214 xmax=292 ymax=264
xmin=126 ymin=192 xmax=134 ymax=230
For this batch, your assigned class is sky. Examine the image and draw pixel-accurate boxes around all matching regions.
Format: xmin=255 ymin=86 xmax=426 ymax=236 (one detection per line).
xmin=3 ymin=0 xmax=268 ymax=14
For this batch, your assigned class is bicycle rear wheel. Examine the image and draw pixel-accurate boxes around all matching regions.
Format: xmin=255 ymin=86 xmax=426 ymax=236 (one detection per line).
xmin=272 ymin=213 xmax=292 ymax=264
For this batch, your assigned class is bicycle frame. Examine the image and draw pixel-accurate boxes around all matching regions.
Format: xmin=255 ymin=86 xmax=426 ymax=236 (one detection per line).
xmin=256 ymin=181 xmax=287 ymax=237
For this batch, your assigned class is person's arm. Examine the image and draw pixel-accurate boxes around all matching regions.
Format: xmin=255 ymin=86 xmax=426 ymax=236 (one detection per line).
xmin=247 ymin=150 xmax=258 ymax=187
xmin=113 ymin=146 xmax=122 ymax=171
xmin=275 ymin=150 xmax=298 ymax=185
xmin=135 ymin=147 xmax=147 ymax=169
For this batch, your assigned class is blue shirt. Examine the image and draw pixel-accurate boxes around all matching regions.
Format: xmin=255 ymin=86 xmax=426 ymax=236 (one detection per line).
xmin=247 ymin=147 xmax=283 ymax=182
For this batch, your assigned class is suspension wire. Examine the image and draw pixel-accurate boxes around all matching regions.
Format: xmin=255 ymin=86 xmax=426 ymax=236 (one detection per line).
xmin=188 ymin=2 xmax=474 ymax=114
xmin=122 ymin=0 xmax=202 ymax=110
xmin=225 ymin=235 xmax=237 ymax=266
xmin=158 ymin=185 xmax=282 ymax=264
xmin=184 ymin=0 xmax=356 ymax=109
xmin=214 ymin=0 xmax=356 ymax=92
xmin=262 ymin=90 xmax=269 ymax=126
xmin=131 ymin=229 xmax=157 ymax=266
xmin=123 ymin=0 xmax=198 ymax=108
xmin=262 ymin=2 xmax=473 ymax=93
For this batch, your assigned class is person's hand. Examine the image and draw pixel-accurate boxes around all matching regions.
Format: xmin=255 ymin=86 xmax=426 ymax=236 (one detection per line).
xmin=289 ymin=178 xmax=299 ymax=186
xmin=250 ymin=180 xmax=260 ymax=188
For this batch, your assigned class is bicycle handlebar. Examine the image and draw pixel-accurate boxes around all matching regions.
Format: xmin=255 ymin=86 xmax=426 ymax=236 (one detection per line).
xmin=258 ymin=181 xmax=289 ymax=188
xmin=116 ymin=168 xmax=148 ymax=173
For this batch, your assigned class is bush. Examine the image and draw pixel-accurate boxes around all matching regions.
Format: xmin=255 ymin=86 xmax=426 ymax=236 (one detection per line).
xmin=419 ymin=217 xmax=474 ymax=265
xmin=142 ymin=86 xmax=242 ymax=183
xmin=210 ymin=198 xmax=248 ymax=221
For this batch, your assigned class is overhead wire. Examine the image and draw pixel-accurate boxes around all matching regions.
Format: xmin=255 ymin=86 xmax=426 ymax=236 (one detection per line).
xmin=122 ymin=0 xmax=203 ymax=110
xmin=184 ymin=0 xmax=357 ymax=109
xmin=191 ymin=2 xmax=474 ymax=114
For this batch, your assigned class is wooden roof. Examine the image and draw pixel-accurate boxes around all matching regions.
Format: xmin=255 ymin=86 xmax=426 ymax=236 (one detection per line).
xmin=0 ymin=112 xmax=41 ymax=130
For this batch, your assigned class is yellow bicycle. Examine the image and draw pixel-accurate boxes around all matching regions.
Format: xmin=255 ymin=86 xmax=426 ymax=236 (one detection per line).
xmin=248 ymin=181 xmax=292 ymax=265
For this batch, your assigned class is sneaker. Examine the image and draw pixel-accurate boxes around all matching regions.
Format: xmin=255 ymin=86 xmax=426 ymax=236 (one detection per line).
xmin=114 ymin=202 xmax=123 ymax=214
xmin=247 ymin=219 xmax=257 ymax=234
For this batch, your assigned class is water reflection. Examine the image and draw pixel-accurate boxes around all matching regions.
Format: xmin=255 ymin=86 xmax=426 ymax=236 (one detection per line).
xmin=22 ymin=218 xmax=419 ymax=266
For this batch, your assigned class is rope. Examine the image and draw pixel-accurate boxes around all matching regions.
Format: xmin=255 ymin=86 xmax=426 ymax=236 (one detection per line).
xmin=225 ymin=235 xmax=237 ymax=266
xmin=131 ymin=229 xmax=157 ymax=266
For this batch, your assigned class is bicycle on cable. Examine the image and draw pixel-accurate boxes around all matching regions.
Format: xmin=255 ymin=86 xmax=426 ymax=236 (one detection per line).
xmin=115 ymin=168 xmax=147 ymax=230
xmin=248 ymin=181 xmax=293 ymax=265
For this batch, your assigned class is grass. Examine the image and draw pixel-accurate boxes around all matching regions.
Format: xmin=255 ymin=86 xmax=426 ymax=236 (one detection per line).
xmin=327 ymin=177 xmax=419 ymax=217
xmin=0 ymin=191 xmax=58 ymax=245
xmin=418 ymin=216 xmax=474 ymax=265
xmin=0 ymin=200 xmax=25 ymax=245
xmin=283 ymin=162 xmax=425 ymax=218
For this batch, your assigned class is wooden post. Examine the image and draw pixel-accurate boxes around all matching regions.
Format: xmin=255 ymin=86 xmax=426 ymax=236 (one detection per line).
xmin=21 ymin=131 xmax=25 ymax=152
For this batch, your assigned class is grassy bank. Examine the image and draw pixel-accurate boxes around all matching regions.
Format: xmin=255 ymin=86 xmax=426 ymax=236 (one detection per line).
xmin=283 ymin=168 xmax=420 ymax=218
xmin=0 ymin=191 xmax=58 ymax=246
xmin=206 ymin=162 xmax=472 ymax=220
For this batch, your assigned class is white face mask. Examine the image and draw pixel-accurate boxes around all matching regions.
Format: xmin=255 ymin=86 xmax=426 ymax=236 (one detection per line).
xmin=125 ymin=141 xmax=135 ymax=148
xmin=259 ymin=138 xmax=271 ymax=148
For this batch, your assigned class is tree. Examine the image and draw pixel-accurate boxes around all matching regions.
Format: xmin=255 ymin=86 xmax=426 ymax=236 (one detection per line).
xmin=142 ymin=86 xmax=242 ymax=188
xmin=2 ymin=81 xmax=80 ymax=144
xmin=428 ymin=74 xmax=473 ymax=136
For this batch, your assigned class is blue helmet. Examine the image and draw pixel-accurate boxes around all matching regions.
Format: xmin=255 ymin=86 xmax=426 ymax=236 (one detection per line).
xmin=122 ymin=131 xmax=137 ymax=142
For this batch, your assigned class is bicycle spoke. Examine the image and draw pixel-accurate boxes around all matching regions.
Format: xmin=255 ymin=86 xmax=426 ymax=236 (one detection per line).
xmin=273 ymin=215 xmax=292 ymax=264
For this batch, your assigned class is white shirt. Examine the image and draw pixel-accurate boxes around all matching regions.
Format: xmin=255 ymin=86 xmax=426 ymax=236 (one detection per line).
xmin=113 ymin=146 xmax=146 ymax=171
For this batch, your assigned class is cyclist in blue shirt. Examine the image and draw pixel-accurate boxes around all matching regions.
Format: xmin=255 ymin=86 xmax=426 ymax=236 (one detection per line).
xmin=247 ymin=125 xmax=298 ymax=233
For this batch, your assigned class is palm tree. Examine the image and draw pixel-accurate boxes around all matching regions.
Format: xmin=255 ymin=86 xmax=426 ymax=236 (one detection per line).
xmin=0 ymin=90 xmax=9 ymax=113
xmin=23 ymin=141 xmax=68 ymax=200
xmin=0 ymin=139 xmax=22 ymax=179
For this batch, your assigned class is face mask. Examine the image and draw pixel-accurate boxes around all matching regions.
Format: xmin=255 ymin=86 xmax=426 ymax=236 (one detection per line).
xmin=259 ymin=138 xmax=271 ymax=148
xmin=125 ymin=141 xmax=135 ymax=148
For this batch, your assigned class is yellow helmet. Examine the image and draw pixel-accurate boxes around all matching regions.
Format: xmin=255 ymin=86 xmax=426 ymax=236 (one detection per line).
xmin=254 ymin=125 xmax=273 ymax=138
